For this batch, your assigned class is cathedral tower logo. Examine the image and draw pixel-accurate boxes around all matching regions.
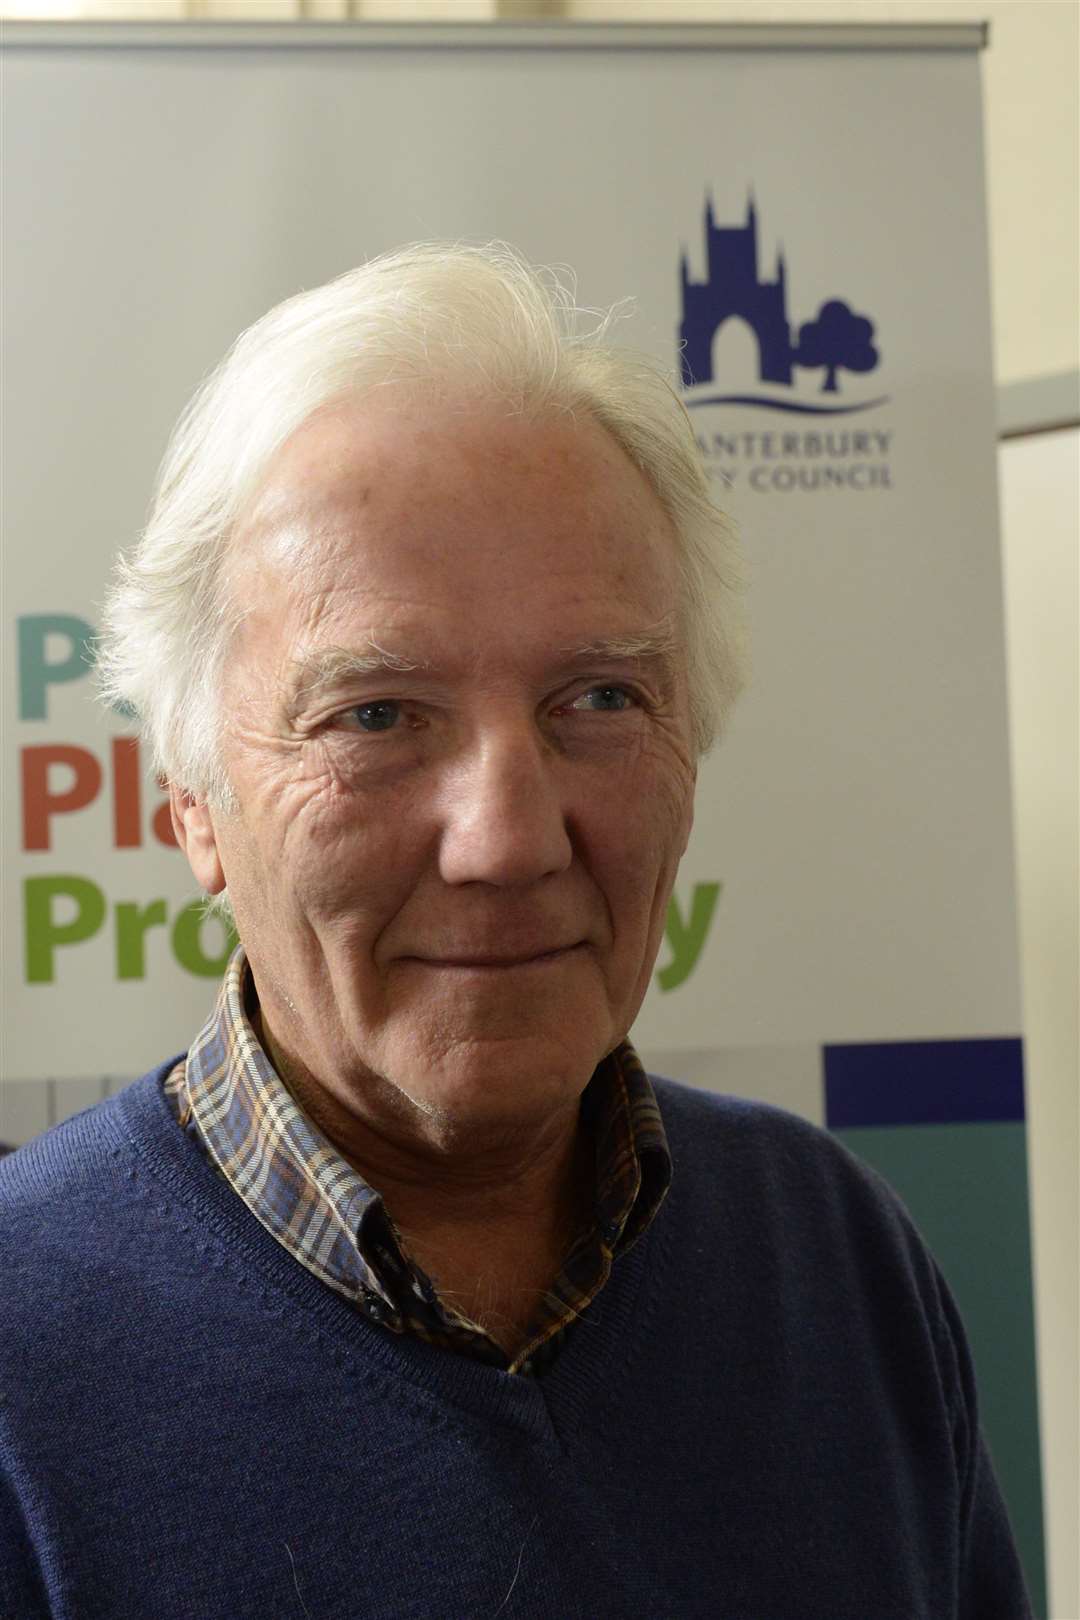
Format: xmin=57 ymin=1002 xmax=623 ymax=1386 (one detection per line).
xmin=679 ymin=192 xmax=888 ymax=416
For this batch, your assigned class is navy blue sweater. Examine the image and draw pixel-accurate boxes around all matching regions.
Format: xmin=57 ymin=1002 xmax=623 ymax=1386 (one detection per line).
xmin=1 ymin=1063 xmax=1031 ymax=1620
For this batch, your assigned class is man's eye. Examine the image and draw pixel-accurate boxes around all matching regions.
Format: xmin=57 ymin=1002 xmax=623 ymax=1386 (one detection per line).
xmin=349 ymin=701 xmax=401 ymax=732
xmin=570 ymin=686 xmax=636 ymax=712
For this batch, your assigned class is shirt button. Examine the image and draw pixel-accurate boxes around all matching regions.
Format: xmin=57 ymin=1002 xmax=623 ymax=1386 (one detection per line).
xmin=364 ymin=1296 xmax=387 ymax=1323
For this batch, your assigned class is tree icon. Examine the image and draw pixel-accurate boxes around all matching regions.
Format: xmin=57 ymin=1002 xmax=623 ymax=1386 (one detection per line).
xmin=796 ymin=300 xmax=878 ymax=393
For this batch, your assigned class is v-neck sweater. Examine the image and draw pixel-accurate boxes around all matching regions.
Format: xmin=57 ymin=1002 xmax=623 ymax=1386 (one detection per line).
xmin=1 ymin=1062 xmax=1031 ymax=1620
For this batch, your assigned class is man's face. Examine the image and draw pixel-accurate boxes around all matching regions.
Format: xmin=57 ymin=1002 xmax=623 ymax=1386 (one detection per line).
xmin=181 ymin=397 xmax=696 ymax=1139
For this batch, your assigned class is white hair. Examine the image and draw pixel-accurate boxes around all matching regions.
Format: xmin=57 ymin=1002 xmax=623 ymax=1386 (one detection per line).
xmin=98 ymin=241 xmax=745 ymax=806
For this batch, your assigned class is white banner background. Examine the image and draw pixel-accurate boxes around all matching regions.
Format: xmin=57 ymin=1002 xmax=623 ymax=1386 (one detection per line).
xmin=2 ymin=24 xmax=1017 ymax=1073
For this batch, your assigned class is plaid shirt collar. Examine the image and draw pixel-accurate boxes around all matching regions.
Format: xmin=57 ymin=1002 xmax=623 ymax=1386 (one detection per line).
xmin=166 ymin=945 xmax=671 ymax=1374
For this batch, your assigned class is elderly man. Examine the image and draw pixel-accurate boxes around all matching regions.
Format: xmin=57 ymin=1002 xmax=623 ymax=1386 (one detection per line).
xmin=2 ymin=246 xmax=1030 ymax=1620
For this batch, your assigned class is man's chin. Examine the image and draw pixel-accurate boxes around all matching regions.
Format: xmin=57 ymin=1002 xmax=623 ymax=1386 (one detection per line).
xmin=376 ymin=1029 xmax=606 ymax=1134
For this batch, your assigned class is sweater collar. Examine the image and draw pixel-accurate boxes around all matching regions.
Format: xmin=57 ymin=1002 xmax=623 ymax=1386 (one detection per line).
xmin=177 ymin=945 xmax=671 ymax=1356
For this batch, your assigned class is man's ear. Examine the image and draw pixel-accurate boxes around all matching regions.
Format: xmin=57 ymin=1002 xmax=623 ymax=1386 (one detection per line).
xmin=169 ymin=784 xmax=227 ymax=895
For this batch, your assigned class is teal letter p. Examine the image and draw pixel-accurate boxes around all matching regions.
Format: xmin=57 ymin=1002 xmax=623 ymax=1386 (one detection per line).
xmin=18 ymin=615 xmax=97 ymax=721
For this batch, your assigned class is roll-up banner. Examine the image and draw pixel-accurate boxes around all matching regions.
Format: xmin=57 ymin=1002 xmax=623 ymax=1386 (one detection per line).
xmin=0 ymin=21 xmax=1045 ymax=1606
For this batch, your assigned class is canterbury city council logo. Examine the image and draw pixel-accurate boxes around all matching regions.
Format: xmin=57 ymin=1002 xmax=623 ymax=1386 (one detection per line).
xmin=679 ymin=192 xmax=889 ymax=417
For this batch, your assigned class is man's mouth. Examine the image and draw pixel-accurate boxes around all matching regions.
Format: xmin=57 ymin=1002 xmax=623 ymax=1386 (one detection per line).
xmin=405 ymin=943 xmax=587 ymax=970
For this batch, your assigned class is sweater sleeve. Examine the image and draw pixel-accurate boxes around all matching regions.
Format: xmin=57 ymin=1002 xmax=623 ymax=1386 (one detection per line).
xmin=932 ymin=1261 xmax=1035 ymax=1620
xmin=0 ymin=1425 xmax=51 ymax=1620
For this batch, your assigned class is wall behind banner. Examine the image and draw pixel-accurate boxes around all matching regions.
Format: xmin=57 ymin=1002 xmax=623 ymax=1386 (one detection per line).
xmin=996 ymin=421 xmax=1078 ymax=1620
xmin=1 ymin=20 xmax=1072 ymax=1615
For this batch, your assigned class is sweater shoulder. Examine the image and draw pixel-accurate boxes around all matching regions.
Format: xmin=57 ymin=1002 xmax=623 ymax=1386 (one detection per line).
xmin=0 ymin=1063 xmax=190 ymax=1384
xmin=651 ymin=1070 xmax=838 ymax=1156
xmin=0 ymin=1062 xmax=180 ymax=1220
xmin=649 ymin=1071 xmax=928 ymax=1256
xmin=649 ymin=1070 xmax=956 ymax=1356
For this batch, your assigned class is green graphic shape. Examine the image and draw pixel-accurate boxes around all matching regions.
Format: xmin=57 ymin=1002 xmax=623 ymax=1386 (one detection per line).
xmin=115 ymin=899 xmax=169 ymax=980
xmin=658 ymin=882 xmax=722 ymax=992
xmin=835 ymin=1121 xmax=1046 ymax=1618
xmin=24 ymin=875 xmax=107 ymax=983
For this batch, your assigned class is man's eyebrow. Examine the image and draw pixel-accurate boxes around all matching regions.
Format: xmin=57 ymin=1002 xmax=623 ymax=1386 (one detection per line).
xmin=563 ymin=621 xmax=680 ymax=666
xmin=285 ymin=622 xmax=681 ymax=709
xmin=285 ymin=640 xmax=425 ymax=706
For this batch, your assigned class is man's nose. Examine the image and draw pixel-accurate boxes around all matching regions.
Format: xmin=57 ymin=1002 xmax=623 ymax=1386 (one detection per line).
xmin=436 ymin=723 xmax=574 ymax=888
